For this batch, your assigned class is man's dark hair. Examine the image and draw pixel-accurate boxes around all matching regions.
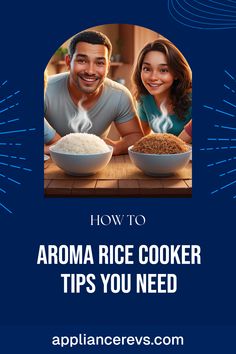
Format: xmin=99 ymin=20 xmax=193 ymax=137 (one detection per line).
xmin=68 ymin=30 xmax=112 ymax=58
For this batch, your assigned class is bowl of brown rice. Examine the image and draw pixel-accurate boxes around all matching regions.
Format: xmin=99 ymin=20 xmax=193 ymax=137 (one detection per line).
xmin=49 ymin=133 xmax=113 ymax=176
xmin=128 ymin=133 xmax=191 ymax=176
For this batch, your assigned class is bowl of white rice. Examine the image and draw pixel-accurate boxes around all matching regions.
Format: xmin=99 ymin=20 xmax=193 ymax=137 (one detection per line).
xmin=49 ymin=133 xmax=113 ymax=176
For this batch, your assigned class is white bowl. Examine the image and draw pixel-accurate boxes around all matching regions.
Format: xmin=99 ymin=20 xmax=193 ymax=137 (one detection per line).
xmin=128 ymin=146 xmax=191 ymax=176
xmin=49 ymin=145 xmax=113 ymax=176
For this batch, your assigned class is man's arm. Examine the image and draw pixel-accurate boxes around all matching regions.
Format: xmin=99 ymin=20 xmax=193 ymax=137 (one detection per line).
xmin=104 ymin=116 xmax=144 ymax=155
xmin=44 ymin=132 xmax=61 ymax=155
xmin=140 ymin=120 xmax=151 ymax=136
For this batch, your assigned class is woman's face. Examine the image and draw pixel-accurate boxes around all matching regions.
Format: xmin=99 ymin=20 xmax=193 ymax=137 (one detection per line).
xmin=140 ymin=51 xmax=175 ymax=98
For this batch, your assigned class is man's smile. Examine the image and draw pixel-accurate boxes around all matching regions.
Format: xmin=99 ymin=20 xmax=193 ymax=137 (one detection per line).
xmin=79 ymin=74 xmax=99 ymax=83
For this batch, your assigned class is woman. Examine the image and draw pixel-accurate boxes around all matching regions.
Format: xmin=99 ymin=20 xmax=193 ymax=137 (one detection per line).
xmin=132 ymin=38 xmax=192 ymax=136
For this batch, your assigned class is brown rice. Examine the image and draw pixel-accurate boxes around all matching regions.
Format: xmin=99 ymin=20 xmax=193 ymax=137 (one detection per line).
xmin=131 ymin=133 xmax=189 ymax=154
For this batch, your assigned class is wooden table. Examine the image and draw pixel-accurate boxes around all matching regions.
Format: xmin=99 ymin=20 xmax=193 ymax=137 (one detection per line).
xmin=44 ymin=155 xmax=192 ymax=198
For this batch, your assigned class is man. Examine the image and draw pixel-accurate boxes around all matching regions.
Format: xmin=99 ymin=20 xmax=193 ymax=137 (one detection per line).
xmin=45 ymin=30 xmax=143 ymax=155
xmin=44 ymin=70 xmax=60 ymax=154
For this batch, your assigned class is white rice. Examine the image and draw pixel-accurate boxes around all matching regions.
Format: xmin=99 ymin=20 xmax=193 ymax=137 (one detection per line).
xmin=52 ymin=133 xmax=110 ymax=154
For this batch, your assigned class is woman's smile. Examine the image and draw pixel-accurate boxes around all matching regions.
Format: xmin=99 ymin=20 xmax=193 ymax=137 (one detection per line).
xmin=147 ymin=82 xmax=162 ymax=88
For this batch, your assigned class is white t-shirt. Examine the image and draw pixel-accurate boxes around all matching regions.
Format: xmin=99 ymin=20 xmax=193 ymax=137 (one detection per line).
xmin=44 ymin=72 xmax=136 ymax=138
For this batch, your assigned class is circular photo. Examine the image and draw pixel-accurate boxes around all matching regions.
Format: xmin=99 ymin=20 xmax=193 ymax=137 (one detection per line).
xmin=44 ymin=24 xmax=192 ymax=198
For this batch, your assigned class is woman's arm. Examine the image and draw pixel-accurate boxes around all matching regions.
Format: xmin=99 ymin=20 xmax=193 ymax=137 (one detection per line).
xmin=179 ymin=119 xmax=192 ymax=143
xmin=178 ymin=129 xmax=192 ymax=144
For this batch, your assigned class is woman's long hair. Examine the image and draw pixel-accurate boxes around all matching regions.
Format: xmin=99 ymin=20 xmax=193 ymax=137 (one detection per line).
xmin=132 ymin=38 xmax=192 ymax=120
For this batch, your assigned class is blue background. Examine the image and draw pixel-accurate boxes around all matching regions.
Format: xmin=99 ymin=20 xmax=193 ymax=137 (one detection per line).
xmin=0 ymin=0 xmax=235 ymax=351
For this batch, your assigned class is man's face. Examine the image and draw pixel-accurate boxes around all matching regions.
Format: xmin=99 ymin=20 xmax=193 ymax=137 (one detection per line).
xmin=68 ymin=42 xmax=110 ymax=95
